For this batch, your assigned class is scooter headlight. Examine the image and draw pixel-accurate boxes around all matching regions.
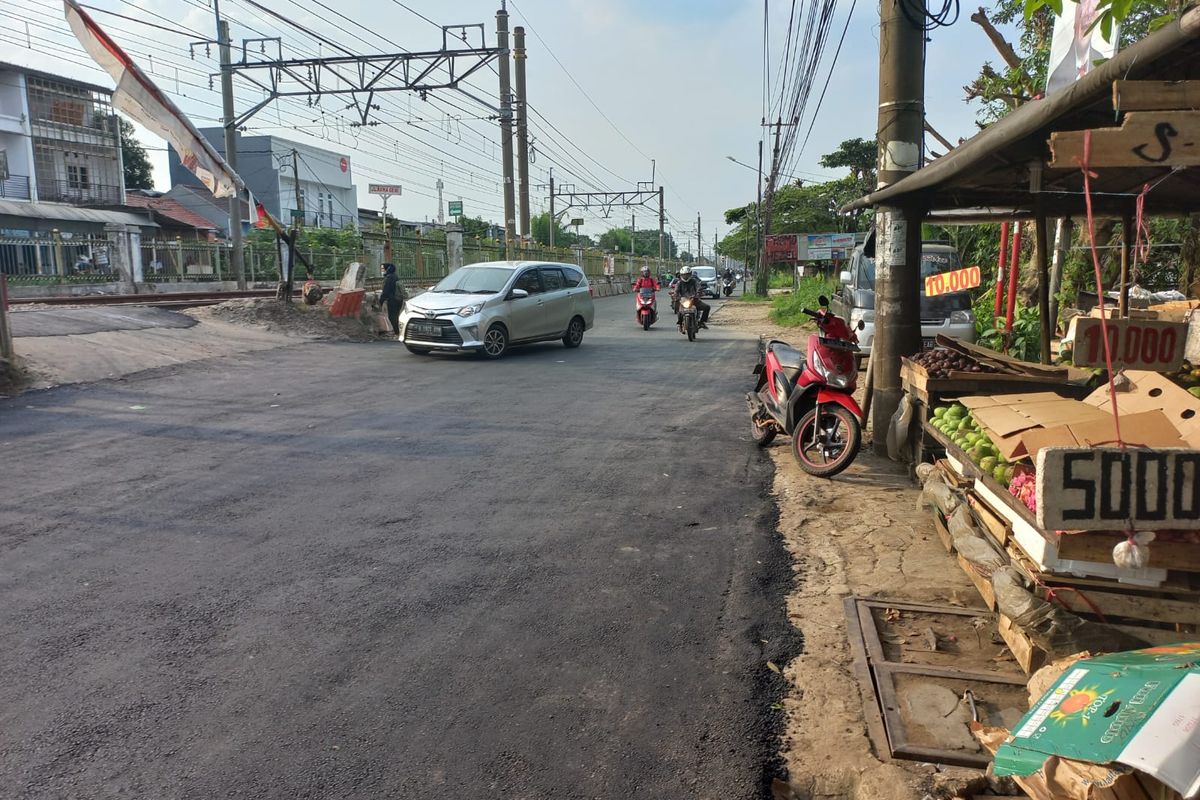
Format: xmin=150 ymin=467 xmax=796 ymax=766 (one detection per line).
xmin=811 ymin=350 xmax=852 ymax=389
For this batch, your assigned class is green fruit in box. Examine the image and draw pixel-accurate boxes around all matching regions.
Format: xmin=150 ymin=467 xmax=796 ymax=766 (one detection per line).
xmin=999 ymin=465 xmax=1015 ymax=485
xmin=945 ymin=407 xmax=964 ymax=420
xmin=957 ymin=419 xmax=973 ymax=433
xmin=1189 ymin=386 xmax=1200 ymax=398
xmin=933 ymin=406 xmax=947 ymax=419
xmin=980 ymin=456 xmax=998 ymax=473
xmin=970 ymin=445 xmax=989 ymax=463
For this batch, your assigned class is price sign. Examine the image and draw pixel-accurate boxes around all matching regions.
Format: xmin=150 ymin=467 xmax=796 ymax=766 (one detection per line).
xmin=1071 ymin=317 xmax=1188 ymax=372
xmin=1037 ymin=447 xmax=1200 ymax=531
xmin=448 ymin=200 xmax=463 ymax=216
xmin=923 ymin=265 xmax=982 ymax=297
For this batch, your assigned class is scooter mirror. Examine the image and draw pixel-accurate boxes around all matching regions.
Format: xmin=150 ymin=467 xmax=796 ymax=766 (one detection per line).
xmin=858 ymin=320 xmax=866 ymax=331
xmin=818 ymin=295 xmax=829 ymax=307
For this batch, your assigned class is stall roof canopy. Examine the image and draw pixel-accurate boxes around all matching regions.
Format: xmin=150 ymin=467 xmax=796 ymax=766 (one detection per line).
xmin=843 ymin=8 xmax=1200 ymax=222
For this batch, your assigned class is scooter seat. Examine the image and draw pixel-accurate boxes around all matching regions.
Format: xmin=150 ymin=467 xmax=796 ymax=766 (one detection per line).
xmin=770 ymin=343 xmax=804 ymax=371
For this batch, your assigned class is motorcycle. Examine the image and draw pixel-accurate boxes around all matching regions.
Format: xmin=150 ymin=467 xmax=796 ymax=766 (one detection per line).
xmin=636 ymin=287 xmax=658 ymax=330
xmin=676 ymin=294 xmax=700 ymax=342
xmin=745 ymin=295 xmax=864 ymax=477
xmin=722 ymin=276 xmax=735 ymax=297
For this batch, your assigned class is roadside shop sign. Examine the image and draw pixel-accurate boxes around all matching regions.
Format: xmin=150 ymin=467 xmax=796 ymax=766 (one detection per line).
xmin=765 ymin=234 xmax=798 ymax=262
xmin=369 ymin=183 xmax=402 ymax=196
xmin=1069 ymin=317 xmax=1188 ymax=372
xmin=448 ymin=200 xmax=463 ymax=216
xmin=1036 ymin=446 xmax=1200 ymax=531
xmin=924 ymin=265 xmax=982 ymax=297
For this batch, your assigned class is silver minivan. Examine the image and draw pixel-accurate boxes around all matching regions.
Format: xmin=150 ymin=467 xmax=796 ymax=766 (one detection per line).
xmin=830 ymin=243 xmax=976 ymax=364
xmin=399 ymin=261 xmax=595 ymax=359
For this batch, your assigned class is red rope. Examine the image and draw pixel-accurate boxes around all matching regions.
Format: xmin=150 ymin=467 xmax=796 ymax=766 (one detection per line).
xmin=1078 ymin=130 xmax=1125 ymax=448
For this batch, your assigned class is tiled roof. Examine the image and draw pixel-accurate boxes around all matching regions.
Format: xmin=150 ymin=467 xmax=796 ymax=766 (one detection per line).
xmin=124 ymin=194 xmax=217 ymax=231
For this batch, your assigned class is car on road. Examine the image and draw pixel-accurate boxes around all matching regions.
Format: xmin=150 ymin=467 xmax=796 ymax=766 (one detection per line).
xmin=400 ymin=261 xmax=595 ymax=359
xmin=692 ymin=266 xmax=720 ymax=298
xmin=830 ymin=243 xmax=975 ymax=368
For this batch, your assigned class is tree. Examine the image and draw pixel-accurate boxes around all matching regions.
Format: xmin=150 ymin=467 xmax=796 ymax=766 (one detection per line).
xmin=118 ymin=117 xmax=154 ymax=190
xmin=818 ymin=137 xmax=877 ymax=184
xmin=531 ymin=212 xmax=569 ymax=246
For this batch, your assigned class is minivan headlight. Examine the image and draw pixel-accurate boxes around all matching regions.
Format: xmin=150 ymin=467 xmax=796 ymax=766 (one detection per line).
xmin=950 ymin=310 xmax=974 ymax=324
xmin=457 ymin=302 xmax=485 ymax=317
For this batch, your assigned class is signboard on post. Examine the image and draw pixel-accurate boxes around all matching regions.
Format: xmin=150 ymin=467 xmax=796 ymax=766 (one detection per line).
xmin=448 ymin=200 xmax=463 ymax=217
xmin=369 ymin=184 xmax=402 ymax=196
xmin=1036 ymin=446 xmax=1200 ymax=531
xmin=604 ymin=255 xmax=615 ymax=276
xmin=1069 ymin=317 xmax=1188 ymax=372
xmin=570 ymin=217 xmax=584 ymax=227
xmin=803 ymin=233 xmax=856 ymax=261
xmin=764 ymin=234 xmax=798 ymax=262
xmin=924 ymin=265 xmax=982 ymax=297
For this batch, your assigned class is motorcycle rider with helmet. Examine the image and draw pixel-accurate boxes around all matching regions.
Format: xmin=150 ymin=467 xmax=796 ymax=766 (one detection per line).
xmin=672 ymin=265 xmax=710 ymax=329
xmin=633 ymin=265 xmax=660 ymax=292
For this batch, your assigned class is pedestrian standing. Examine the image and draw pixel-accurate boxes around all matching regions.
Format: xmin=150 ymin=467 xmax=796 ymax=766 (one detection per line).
xmin=377 ymin=263 xmax=405 ymax=338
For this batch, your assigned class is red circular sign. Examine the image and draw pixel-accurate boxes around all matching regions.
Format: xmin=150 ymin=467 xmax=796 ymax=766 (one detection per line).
xmin=339 ymin=157 xmax=348 ymax=173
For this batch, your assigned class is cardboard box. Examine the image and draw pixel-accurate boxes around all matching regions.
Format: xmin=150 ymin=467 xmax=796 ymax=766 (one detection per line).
xmin=993 ymin=644 xmax=1200 ymax=799
xmin=1084 ymin=370 xmax=1200 ymax=447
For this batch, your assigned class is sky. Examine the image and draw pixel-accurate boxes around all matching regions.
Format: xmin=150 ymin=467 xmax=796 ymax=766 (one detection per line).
xmin=0 ymin=0 xmax=1017 ymax=255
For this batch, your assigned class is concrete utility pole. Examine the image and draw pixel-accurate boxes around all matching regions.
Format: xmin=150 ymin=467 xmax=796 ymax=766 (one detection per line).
xmin=216 ymin=13 xmax=246 ymax=289
xmin=658 ymin=186 xmax=665 ymax=260
xmin=871 ymin=0 xmax=926 ymax=454
xmin=696 ymin=213 xmax=702 ymax=264
xmin=756 ymin=139 xmax=764 ymax=294
xmin=290 ymin=149 xmax=304 ymax=228
xmin=548 ymin=168 xmax=555 ymax=248
xmin=436 ymin=178 xmax=445 ymax=225
xmin=513 ymin=25 xmax=531 ymax=246
xmin=496 ymin=7 xmax=517 ymax=260
xmin=630 ymin=213 xmax=636 ymax=257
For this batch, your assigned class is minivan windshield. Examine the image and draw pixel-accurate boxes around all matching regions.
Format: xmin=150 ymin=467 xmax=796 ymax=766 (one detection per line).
xmin=693 ymin=267 xmax=717 ymax=280
xmin=430 ymin=266 xmax=511 ymax=294
xmin=856 ymin=251 xmax=970 ymax=312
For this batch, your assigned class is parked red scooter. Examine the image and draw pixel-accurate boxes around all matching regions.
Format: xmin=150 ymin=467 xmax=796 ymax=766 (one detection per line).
xmin=636 ymin=287 xmax=658 ymax=330
xmin=746 ymin=294 xmax=865 ymax=477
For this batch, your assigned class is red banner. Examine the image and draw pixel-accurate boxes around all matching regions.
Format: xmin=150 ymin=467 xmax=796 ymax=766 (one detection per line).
xmin=764 ymin=234 xmax=798 ymax=262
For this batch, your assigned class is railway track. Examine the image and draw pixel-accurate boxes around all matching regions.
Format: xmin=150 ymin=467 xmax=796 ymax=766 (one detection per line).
xmin=9 ymin=289 xmax=297 ymax=309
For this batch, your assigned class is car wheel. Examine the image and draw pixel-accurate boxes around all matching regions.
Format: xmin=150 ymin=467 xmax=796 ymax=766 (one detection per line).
xmin=481 ymin=324 xmax=508 ymax=359
xmin=563 ymin=316 xmax=585 ymax=348
xmin=406 ymin=345 xmax=432 ymax=355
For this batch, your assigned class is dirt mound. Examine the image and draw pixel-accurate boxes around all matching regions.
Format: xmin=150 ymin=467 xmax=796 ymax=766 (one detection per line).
xmin=188 ymin=298 xmax=375 ymax=341
xmin=0 ymin=356 xmax=31 ymax=397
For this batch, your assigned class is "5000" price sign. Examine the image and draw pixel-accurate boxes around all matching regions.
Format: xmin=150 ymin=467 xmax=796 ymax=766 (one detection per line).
xmin=1070 ymin=317 xmax=1188 ymax=372
xmin=1037 ymin=447 xmax=1200 ymax=531
xmin=924 ymin=265 xmax=982 ymax=297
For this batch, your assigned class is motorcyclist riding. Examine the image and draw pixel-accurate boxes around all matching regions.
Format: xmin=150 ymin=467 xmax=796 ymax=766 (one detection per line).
xmin=673 ymin=266 xmax=710 ymax=329
xmin=722 ymin=266 xmax=734 ymax=282
xmin=633 ymin=265 xmax=660 ymax=292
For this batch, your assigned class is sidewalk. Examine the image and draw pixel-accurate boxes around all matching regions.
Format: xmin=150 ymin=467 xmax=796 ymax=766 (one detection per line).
xmin=713 ymin=302 xmax=986 ymax=800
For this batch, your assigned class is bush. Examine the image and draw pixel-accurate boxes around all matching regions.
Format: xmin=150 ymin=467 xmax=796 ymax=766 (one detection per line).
xmin=768 ymin=276 xmax=838 ymax=327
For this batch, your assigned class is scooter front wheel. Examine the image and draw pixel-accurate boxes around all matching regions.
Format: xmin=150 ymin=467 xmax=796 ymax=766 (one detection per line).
xmin=642 ymin=314 xmax=653 ymax=331
xmin=791 ymin=404 xmax=860 ymax=478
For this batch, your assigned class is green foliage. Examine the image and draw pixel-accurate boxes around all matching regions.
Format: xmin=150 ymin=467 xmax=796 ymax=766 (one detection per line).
xmin=1022 ymin=0 xmax=1178 ymax=47
xmin=768 ymin=268 xmax=795 ymax=289
xmin=736 ymin=293 xmax=772 ymax=304
xmin=117 ymin=117 xmax=154 ymax=189
xmin=818 ymin=137 xmax=877 ymax=183
xmin=597 ymin=227 xmax=674 ymax=257
xmin=768 ymin=277 xmax=839 ymax=327
xmin=978 ymin=304 xmax=1042 ymax=362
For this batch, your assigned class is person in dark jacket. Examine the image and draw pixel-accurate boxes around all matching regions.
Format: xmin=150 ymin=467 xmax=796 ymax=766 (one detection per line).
xmin=377 ymin=263 xmax=405 ymax=337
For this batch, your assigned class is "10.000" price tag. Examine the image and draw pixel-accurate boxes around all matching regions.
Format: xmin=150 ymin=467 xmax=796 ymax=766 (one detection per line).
xmin=1069 ymin=317 xmax=1188 ymax=372
xmin=924 ymin=265 xmax=982 ymax=297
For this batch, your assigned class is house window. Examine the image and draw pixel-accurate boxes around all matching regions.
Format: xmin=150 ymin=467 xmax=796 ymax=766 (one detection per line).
xmin=67 ymin=164 xmax=90 ymax=190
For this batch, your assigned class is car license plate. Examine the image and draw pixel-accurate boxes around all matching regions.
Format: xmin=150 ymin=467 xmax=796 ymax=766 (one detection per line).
xmin=412 ymin=322 xmax=441 ymax=337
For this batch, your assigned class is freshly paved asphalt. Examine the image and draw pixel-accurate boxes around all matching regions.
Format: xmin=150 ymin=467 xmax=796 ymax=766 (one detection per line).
xmin=0 ymin=292 xmax=799 ymax=799
xmin=10 ymin=306 xmax=197 ymax=338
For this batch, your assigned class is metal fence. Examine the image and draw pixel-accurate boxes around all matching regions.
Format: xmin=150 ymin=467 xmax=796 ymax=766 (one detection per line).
xmin=0 ymin=235 xmax=120 ymax=282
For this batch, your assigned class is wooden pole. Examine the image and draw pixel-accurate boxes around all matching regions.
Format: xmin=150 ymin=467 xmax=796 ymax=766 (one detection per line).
xmin=994 ymin=222 xmax=1009 ymax=321
xmin=1035 ymin=203 xmax=1052 ymax=364
xmin=1119 ymin=211 xmax=1133 ymax=317
xmin=1048 ymin=218 xmax=1072 ymax=336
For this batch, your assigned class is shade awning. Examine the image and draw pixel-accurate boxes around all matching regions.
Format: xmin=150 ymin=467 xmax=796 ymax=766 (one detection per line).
xmin=843 ymin=8 xmax=1200 ymax=221
xmin=0 ymin=199 xmax=156 ymax=227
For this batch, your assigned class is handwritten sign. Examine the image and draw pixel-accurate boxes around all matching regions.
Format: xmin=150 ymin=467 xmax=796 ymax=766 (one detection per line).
xmin=923 ymin=265 xmax=982 ymax=297
xmin=1050 ymin=110 xmax=1200 ymax=168
xmin=765 ymin=234 xmax=799 ymax=262
xmin=1070 ymin=317 xmax=1187 ymax=372
xmin=1037 ymin=447 xmax=1200 ymax=531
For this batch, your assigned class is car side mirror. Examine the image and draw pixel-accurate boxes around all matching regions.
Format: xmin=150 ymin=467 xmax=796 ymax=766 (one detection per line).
xmin=818 ymin=295 xmax=829 ymax=307
xmin=509 ymin=288 xmax=529 ymax=300
xmin=840 ymin=270 xmax=851 ymax=285
xmin=858 ymin=320 xmax=866 ymax=331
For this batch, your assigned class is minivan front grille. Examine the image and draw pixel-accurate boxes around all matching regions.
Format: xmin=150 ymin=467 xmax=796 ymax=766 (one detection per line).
xmin=405 ymin=319 xmax=464 ymax=345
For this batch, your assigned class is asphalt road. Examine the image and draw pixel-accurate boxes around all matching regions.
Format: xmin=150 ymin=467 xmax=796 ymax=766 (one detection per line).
xmin=0 ymin=292 xmax=798 ymax=799
xmin=9 ymin=307 xmax=197 ymax=338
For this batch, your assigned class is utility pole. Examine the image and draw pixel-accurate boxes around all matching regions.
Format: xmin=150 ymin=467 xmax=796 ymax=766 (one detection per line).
xmin=658 ymin=186 xmax=665 ymax=260
xmin=496 ymin=6 xmax=517 ymax=260
xmin=216 ymin=12 xmax=246 ymax=289
xmin=513 ymin=25 xmax=531 ymax=247
xmin=548 ymin=168 xmax=555 ymax=248
xmin=755 ymin=139 xmax=765 ymax=295
xmin=436 ymin=178 xmax=445 ymax=225
xmin=290 ymin=150 xmax=304 ymax=229
xmin=696 ymin=213 xmax=702 ymax=265
xmin=630 ymin=212 xmax=636 ymax=258
xmin=757 ymin=119 xmax=785 ymax=296
xmin=872 ymin=0 xmax=926 ymax=454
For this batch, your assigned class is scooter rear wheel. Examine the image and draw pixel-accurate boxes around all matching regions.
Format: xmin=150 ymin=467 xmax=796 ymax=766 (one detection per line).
xmin=642 ymin=314 xmax=652 ymax=331
xmin=750 ymin=416 xmax=777 ymax=447
xmin=791 ymin=405 xmax=860 ymax=478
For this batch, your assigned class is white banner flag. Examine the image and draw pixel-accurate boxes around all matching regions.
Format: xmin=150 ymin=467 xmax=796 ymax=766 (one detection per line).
xmin=64 ymin=0 xmax=243 ymax=198
xmin=1045 ymin=0 xmax=1119 ymax=96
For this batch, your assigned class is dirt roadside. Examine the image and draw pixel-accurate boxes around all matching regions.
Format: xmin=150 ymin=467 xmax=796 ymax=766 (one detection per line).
xmin=712 ymin=301 xmax=988 ymax=800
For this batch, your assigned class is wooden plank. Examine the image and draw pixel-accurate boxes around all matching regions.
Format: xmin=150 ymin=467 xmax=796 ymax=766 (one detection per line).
xmin=843 ymin=597 xmax=893 ymax=763
xmin=957 ymin=553 xmax=998 ymax=611
xmin=968 ymin=492 xmax=1010 ymax=547
xmin=933 ymin=509 xmax=955 ymax=554
xmin=1114 ymin=80 xmax=1200 ymax=112
xmin=998 ymin=613 xmax=1046 ymax=675
xmin=1050 ymin=110 xmax=1200 ymax=168
xmin=1056 ymin=531 xmax=1200 ymax=573
xmin=1043 ymin=585 xmax=1200 ymax=626
xmin=1113 ymin=622 xmax=1199 ymax=646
